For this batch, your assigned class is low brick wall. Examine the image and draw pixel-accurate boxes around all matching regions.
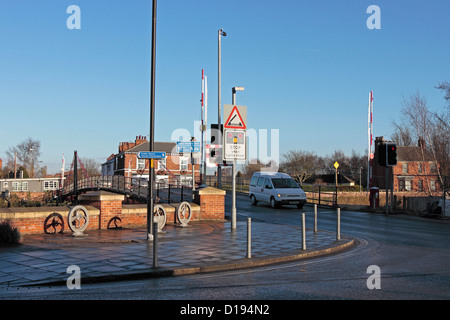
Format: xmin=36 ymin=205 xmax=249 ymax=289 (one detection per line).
xmin=193 ymin=186 xmax=226 ymax=220
xmin=0 ymin=187 xmax=225 ymax=235
xmin=0 ymin=206 xmax=100 ymax=235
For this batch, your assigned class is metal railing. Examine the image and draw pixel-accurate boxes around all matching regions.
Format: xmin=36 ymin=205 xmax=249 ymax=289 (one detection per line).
xmin=61 ymin=175 xmax=194 ymax=204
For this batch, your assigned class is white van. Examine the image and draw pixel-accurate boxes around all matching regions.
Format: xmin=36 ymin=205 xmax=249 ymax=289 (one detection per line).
xmin=249 ymin=172 xmax=307 ymax=208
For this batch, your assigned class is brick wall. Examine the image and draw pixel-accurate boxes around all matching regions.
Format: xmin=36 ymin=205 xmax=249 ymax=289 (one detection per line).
xmin=0 ymin=206 xmax=100 ymax=235
xmin=194 ymin=187 xmax=226 ymax=220
xmin=1 ymin=187 xmax=225 ymax=235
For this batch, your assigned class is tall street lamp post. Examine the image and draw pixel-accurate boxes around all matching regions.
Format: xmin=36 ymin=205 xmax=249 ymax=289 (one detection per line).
xmin=147 ymin=0 xmax=157 ymax=241
xmin=218 ymin=28 xmax=226 ymax=189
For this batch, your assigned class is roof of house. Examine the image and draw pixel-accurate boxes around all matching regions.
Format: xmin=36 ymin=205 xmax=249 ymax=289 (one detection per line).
xmin=397 ymin=146 xmax=434 ymax=162
xmin=125 ymin=141 xmax=178 ymax=154
xmin=304 ymin=173 xmax=355 ymax=185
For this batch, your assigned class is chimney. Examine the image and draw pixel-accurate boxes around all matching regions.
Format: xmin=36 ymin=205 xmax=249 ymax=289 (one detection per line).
xmin=418 ymin=137 xmax=425 ymax=148
xmin=135 ymin=135 xmax=147 ymax=146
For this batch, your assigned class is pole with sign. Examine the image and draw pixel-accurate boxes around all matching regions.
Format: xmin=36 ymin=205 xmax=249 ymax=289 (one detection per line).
xmin=334 ymin=161 xmax=339 ymax=207
xmin=225 ymin=88 xmax=246 ymax=230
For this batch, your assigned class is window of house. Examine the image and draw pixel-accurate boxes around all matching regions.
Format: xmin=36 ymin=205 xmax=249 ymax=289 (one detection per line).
xmin=44 ymin=181 xmax=59 ymax=191
xmin=402 ymin=163 xmax=408 ymax=174
xmin=137 ymin=158 xmax=145 ymax=170
xmin=418 ymin=163 xmax=422 ymax=174
xmin=430 ymin=163 xmax=437 ymax=174
xmin=399 ymin=180 xmax=411 ymax=191
xmin=3 ymin=182 xmax=8 ymax=189
xmin=430 ymin=180 xmax=436 ymax=191
xmin=158 ymin=158 xmax=166 ymax=170
xmin=12 ymin=181 xmax=28 ymax=191
xmin=418 ymin=179 xmax=423 ymax=191
xmin=405 ymin=180 xmax=411 ymax=191
xmin=180 ymin=157 xmax=188 ymax=171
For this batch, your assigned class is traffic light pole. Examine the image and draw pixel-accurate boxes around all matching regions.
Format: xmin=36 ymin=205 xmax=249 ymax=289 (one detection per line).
xmin=385 ymin=167 xmax=389 ymax=214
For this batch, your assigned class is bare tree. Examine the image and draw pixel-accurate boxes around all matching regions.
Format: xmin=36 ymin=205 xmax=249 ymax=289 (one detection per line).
xmin=241 ymin=159 xmax=276 ymax=177
xmin=80 ymin=157 xmax=101 ymax=176
xmin=279 ymin=150 xmax=322 ymax=184
xmin=436 ymin=81 xmax=450 ymax=103
xmin=5 ymin=138 xmax=41 ymax=178
xmin=393 ymin=91 xmax=449 ymax=190
xmin=391 ymin=123 xmax=413 ymax=146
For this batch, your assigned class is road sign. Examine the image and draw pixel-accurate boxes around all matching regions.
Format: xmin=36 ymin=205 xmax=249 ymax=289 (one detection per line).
xmin=334 ymin=161 xmax=339 ymax=169
xmin=137 ymin=151 xmax=166 ymax=159
xmin=176 ymin=141 xmax=200 ymax=153
xmin=223 ymin=129 xmax=246 ymax=160
xmin=224 ymin=105 xmax=247 ymax=129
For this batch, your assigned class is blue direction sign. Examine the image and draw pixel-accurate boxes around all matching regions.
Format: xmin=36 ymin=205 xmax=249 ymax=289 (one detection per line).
xmin=137 ymin=151 xmax=166 ymax=159
xmin=177 ymin=141 xmax=200 ymax=153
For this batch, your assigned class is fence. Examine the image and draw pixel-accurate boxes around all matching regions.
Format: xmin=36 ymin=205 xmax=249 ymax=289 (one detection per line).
xmin=61 ymin=175 xmax=193 ymax=204
xmin=204 ymin=176 xmax=340 ymax=207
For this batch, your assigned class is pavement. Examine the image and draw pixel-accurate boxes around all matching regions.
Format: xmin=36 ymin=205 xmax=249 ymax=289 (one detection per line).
xmin=0 ymin=218 xmax=355 ymax=287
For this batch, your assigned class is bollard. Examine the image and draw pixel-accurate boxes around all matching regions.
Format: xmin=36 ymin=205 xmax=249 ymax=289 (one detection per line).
xmin=337 ymin=208 xmax=341 ymax=241
xmin=247 ymin=218 xmax=251 ymax=258
xmin=314 ymin=204 xmax=318 ymax=233
xmin=153 ymin=222 xmax=158 ymax=268
xmin=302 ymin=213 xmax=306 ymax=251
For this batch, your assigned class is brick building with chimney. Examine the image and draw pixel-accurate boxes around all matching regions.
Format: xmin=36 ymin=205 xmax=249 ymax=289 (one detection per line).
xmin=101 ymin=135 xmax=200 ymax=187
xmin=373 ymin=137 xmax=441 ymax=193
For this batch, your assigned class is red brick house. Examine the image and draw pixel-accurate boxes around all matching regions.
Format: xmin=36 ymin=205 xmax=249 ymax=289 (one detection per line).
xmin=373 ymin=137 xmax=441 ymax=193
xmin=101 ymin=136 xmax=200 ymax=186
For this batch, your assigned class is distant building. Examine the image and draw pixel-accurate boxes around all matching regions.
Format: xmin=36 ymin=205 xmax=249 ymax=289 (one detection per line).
xmin=0 ymin=177 xmax=61 ymax=195
xmin=372 ymin=137 xmax=441 ymax=193
xmin=101 ymin=135 xmax=200 ymax=186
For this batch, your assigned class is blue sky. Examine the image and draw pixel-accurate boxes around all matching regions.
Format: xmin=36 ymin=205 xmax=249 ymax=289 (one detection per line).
xmin=0 ymin=0 xmax=449 ymax=174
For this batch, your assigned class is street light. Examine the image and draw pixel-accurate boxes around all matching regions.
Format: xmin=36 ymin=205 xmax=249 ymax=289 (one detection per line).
xmin=218 ymin=28 xmax=226 ymax=189
xmin=147 ymin=0 xmax=157 ymax=241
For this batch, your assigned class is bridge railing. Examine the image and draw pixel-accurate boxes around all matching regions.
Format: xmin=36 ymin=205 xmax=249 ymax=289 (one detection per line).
xmin=62 ymin=175 xmax=194 ymax=204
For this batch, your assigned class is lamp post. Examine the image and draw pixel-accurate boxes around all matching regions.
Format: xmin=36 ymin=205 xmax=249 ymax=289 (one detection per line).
xmin=218 ymin=28 xmax=226 ymax=189
xmin=147 ymin=0 xmax=157 ymax=241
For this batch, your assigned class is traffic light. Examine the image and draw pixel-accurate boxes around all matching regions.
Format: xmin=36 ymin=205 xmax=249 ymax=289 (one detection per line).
xmin=210 ymin=124 xmax=223 ymax=144
xmin=206 ymin=144 xmax=223 ymax=167
xmin=377 ymin=142 xmax=387 ymax=166
xmin=386 ymin=143 xmax=397 ymax=166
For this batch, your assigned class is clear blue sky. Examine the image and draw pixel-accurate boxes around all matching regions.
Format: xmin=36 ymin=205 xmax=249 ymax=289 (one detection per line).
xmin=1 ymin=0 xmax=449 ymax=174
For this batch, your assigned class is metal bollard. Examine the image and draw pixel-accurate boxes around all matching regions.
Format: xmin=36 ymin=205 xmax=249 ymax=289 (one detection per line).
xmin=337 ymin=208 xmax=341 ymax=241
xmin=153 ymin=222 xmax=158 ymax=268
xmin=247 ymin=218 xmax=251 ymax=258
xmin=314 ymin=204 xmax=318 ymax=233
xmin=302 ymin=213 xmax=306 ymax=251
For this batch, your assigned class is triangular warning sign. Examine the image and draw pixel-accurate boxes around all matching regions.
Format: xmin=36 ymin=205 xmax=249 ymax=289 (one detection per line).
xmin=224 ymin=106 xmax=246 ymax=129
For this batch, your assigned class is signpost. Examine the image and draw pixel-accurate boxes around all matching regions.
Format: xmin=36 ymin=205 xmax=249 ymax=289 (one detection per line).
xmin=176 ymin=141 xmax=200 ymax=153
xmin=177 ymin=140 xmax=200 ymax=192
xmin=138 ymin=151 xmax=166 ymax=159
xmin=224 ymin=95 xmax=247 ymax=230
xmin=223 ymin=129 xmax=246 ymax=160
xmin=334 ymin=161 xmax=339 ymax=207
xmin=224 ymin=104 xmax=247 ymax=130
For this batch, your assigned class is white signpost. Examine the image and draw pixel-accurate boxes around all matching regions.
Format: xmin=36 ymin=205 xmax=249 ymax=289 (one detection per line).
xmin=223 ymin=129 xmax=246 ymax=160
xmin=223 ymin=102 xmax=247 ymax=230
xmin=223 ymin=104 xmax=247 ymax=161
